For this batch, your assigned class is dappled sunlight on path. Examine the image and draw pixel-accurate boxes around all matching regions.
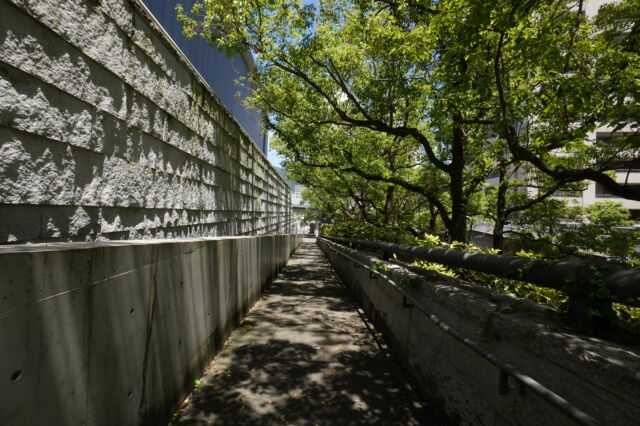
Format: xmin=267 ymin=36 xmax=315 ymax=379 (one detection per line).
xmin=176 ymin=238 xmax=439 ymax=425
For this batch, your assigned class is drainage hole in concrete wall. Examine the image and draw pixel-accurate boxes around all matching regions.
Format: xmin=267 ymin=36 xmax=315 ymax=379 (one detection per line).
xmin=128 ymin=390 xmax=133 ymax=398
xmin=11 ymin=370 xmax=21 ymax=382
xmin=178 ymin=340 xmax=182 ymax=346
xmin=130 ymin=308 xmax=135 ymax=315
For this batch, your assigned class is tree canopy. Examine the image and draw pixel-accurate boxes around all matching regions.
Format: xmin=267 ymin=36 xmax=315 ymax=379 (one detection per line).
xmin=178 ymin=0 xmax=640 ymax=250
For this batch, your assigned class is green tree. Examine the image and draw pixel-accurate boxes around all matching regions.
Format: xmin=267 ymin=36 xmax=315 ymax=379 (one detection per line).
xmin=486 ymin=0 xmax=640 ymax=200
xmin=509 ymin=199 xmax=640 ymax=260
xmin=484 ymin=159 xmax=588 ymax=251
xmin=587 ymin=201 xmax=633 ymax=230
xmin=584 ymin=201 xmax=640 ymax=259
xmin=177 ymin=0 xmax=504 ymax=242
xmin=397 ymin=0 xmax=640 ymax=249
xmin=272 ymin=126 xmax=442 ymax=241
xmin=178 ymin=0 xmax=638 ymax=248
xmin=507 ymin=198 xmax=584 ymax=257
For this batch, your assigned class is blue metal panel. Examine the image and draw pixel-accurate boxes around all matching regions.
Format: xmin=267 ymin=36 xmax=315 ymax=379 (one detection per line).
xmin=144 ymin=0 xmax=164 ymax=20
xmin=141 ymin=0 xmax=266 ymax=152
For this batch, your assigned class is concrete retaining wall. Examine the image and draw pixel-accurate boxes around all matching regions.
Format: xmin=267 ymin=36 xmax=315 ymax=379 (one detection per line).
xmin=0 ymin=0 xmax=291 ymax=244
xmin=0 ymin=234 xmax=302 ymax=426
xmin=319 ymin=239 xmax=640 ymax=425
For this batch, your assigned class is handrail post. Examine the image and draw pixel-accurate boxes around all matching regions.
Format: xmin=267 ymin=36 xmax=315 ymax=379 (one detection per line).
xmin=317 ymin=236 xmax=602 ymax=426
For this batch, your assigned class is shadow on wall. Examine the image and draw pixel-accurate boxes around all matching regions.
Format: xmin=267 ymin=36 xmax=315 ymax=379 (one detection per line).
xmin=175 ymin=241 xmax=442 ymax=425
xmin=0 ymin=236 xmax=301 ymax=426
xmin=0 ymin=0 xmax=290 ymax=244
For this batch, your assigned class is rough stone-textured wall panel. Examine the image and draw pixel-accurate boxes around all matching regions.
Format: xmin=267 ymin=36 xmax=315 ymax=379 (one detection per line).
xmin=0 ymin=234 xmax=302 ymax=426
xmin=319 ymin=239 xmax=640 ymax=426
xmin=0 ymin=0 xmax=291 ymax=243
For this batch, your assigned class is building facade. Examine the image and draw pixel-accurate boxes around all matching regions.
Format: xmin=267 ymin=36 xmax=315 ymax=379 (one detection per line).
xmin=487 ymin=0 xmax=640 ymax=219
xmin=552 ymin=0 xmax=640 ymax=217
xmin=141 ymin=0 xmax=268 ymax=153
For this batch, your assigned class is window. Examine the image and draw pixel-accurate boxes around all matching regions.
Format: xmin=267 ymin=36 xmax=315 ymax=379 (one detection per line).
xmin=608 ymin=160 xmax=640 ymax=173
xmin=595 ymin=132 xmax=640 ymax=172
xmin=596 ymin=183 xmax=640 ymax=198
xmin=555 ymin=190 xmax=582 ymax=198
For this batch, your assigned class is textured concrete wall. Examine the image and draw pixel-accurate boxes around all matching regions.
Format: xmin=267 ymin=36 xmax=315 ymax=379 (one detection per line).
xmin=0 ymin=0 xmax=291 ymax=244
xmin=319 ymin=239 xmax=640 ymax=426
xmin=141 ymin=0 xmax=266 ymax=151
xmin=0 ymin=234 xmax=302 ymax=426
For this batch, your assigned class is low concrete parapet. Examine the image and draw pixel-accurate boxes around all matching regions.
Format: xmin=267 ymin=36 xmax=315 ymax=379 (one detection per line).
xmin=319 ymin=238 xmax=640 ymax=425
xmin=0 ymin=234 xmax=302 ymax=426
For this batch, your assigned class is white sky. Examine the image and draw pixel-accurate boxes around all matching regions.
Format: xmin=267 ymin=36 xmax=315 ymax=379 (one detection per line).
xmin=266 ymin=131 xmax=285 ymax=168
xmin=267 ymin=147 xmax=285 ymax=168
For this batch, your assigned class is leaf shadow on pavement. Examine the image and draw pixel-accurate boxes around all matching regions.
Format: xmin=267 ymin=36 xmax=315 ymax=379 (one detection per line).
xmin=175 ymin=240 xmax=446 ymax=425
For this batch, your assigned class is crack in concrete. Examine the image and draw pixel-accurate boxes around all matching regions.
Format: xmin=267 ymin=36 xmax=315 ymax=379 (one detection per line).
xmin=137 ymin=245 xmax=160 ymax=424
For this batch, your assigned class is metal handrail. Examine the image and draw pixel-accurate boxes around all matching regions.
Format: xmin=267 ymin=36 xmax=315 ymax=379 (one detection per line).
xmin=318 ymin=237 xmax=601 ymax=426
xmin=321 ymin=235 xmax=640 ymax=307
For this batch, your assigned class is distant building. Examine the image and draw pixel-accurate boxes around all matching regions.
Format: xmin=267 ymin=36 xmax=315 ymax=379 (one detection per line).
xmin=553 ymin=131 xmax=640 ymax=218
xmin=275 ymin=167 xmax=308 ymax=208
xmin=291 ymin=183 xmax=307 ymax=208
xmin=550 ymin=0 xmax=639 ymax=218
xmin=486 ymin=0 xmax=640 ymax=220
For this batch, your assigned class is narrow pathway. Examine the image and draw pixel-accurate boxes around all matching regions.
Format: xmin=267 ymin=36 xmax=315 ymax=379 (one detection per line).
xmin=177 ymin=238 xmax=438 ymax=425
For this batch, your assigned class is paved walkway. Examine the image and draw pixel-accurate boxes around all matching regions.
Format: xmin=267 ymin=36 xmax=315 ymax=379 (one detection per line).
xmin=176 ymin=238 xmax=439 ymax=425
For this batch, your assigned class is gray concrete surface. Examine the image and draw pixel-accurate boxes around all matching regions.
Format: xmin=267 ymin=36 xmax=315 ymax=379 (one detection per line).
xmin=0 ymin=234 xmax=302 ymax=426
xmin=0 ymin=0 xmax=291 ymax=244
xmin=318 ymin=239 xmax=640 ymax=426
xmin=176 ymin=238 xmax=442 ymax=425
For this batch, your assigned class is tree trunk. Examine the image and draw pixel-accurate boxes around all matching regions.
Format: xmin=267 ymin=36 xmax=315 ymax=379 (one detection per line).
xmin=384 ymin=185 xmax=395 ymax=225
xmin=428 ymin=203 xmax=438 ymax=233
xmin=493 ymin=168 xmax=508 ymax=252
xmin=449 ymin=205 xmax=467 ymax=243
xmin=492 ymin=217 xmax=506 ymax=252
xmin=448 ymin=119 xmax=467 ymax=243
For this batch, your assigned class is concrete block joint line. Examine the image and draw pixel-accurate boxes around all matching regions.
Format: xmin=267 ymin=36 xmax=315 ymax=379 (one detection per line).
xmin=0 ymin=0 xmax=293 ymax=245
xmin=0 ymin=0 xmax=306 ymax=423
xmin=0 ymin=234 xmax=303 ymax=426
